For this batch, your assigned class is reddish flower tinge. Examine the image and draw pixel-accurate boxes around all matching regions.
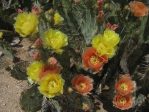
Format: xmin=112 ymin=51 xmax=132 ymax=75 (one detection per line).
xmin=97 ymin=0 xmax=104 ymax=22
xmin=32 ymin=50 xmax=41 ymax=60
xmin=32 ymin=38 xmax=42 ymax=48
xmin=17 ymin=9 xmax=23 ymax=13
xmin=71 ymin=74 xmax=93 ymax=95
xmin=48 ymin=57 xmax=58 ymax=65
xmin=113 ymin=94 xmax=133 ymax=110
xmin=39 ymin=57 xmax=62 ymax=79
xmin=106 ymin=23 xmax=119 ymax=31
xmin=115 ymin=74 xmax=136 ymax=96
xmin=32 ymin=5 xmax=42 ymax=15
xmin=97 ymin=0 xmax=104 ymax=11
xmin=82 ymin=47 xmax=108 ymax=73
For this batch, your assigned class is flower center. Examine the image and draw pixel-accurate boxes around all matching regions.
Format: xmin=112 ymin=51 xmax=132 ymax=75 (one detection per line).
xmin=89 ymin=56 xmax=100 ymax=65
xmin=48 ymin=80 xmax=57 ymax=89
xmin=120 ymin=83 xmax=128 ymax=91
xmin=119 ymin=98 xmax=127 ymax=105
xmin=79 ymin=83 xmax=86 ymax=90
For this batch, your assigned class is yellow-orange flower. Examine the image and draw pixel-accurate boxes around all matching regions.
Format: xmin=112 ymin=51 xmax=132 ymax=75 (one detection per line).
xmin=27 ymin=58 xmax=62 ymax=83
xmin=71 ymin=74 xmax=93 ymax=95
xmin=115 ymin=74 xmax=136 ymax=96
xmin=27 ymin=61 xmax=44 ymax=82
xmin=82 ymin=47 xmax=108 ymax=72
xmin=113 ymin=94 xmax=133 ymax=110
xmin=129 ymin=1 xmax=148 ymax=17
xmin=14 ymin=12 xmax=39 ymax=37
xmin=39 ymin=63 xmax=62 ymax=79
xmin=38 ymin=73 xmax=64 ymax=98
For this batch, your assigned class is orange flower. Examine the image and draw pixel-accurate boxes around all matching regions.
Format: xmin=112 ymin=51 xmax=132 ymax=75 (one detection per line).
xmin=113 ymin=94 xmax=133 ymax=110
xmin=82 ymin=47 xmax=108 ymax=73
xmin=129 ymin=1 xmax=148 ymax=17
xmin=71 ymin=75 xmax=93 ymax=95
xmin=115 ymin=75 xmax=136 ymax=96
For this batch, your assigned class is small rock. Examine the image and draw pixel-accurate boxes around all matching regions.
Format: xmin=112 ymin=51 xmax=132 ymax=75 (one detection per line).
xmin=2 ymin=103 xmax=6 ymax=106
xmin=0 ymin=51 xmax=3 ymax=57
xmin=102 ymin=85 xmax=110 ymax=91
xmin=10 ymin=37 xmax=20 ymax=46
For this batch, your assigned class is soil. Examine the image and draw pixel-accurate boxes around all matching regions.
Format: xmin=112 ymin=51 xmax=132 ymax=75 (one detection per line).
xmin=0 ymin=69 xmax=28 ymax=112
xmin=0 ymin=39 xmax=32 ymax=112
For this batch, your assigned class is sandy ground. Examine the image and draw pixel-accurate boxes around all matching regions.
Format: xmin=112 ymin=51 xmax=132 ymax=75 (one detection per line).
xmin=0 ymin=39 xmax=32 ymax=112
xmin=0 ymin=69 xmax=28 ymax=112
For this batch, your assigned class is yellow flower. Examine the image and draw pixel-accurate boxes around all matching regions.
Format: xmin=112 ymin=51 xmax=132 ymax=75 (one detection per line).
xmin=92 ymin=29 xmax=120 ymax=58
xmin=91 ymin=34 xmax=103 ymax=49
xmin=42 ymin=29 xmax=68 ymax=53
xmin=95 ymin=43 xmax=116 ymax=57
xmin=14 ymin=12 xmax=39 ymax=37
xmin=0 ymin=32 xmax=3 ymax=39
xmin=92 ymin=37 xmax=116 ymax=58
xmin=27 ymin=61 xmax=44 ymax=82
xmin=54 ymin=12 xmax=64 ymax=25
xmin=38 ymin=73 xmax=64 ymax=98
xmin=102 ymin=29 xmax=120 ymax=47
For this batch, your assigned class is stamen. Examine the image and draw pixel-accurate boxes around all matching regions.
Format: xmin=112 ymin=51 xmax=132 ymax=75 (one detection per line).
xmin=119 ymin=98 xmax=127 ymax=105
xmin=120 ymin=83 xmax=128 ymax=91
xmin=90 ymin=56 xmax=100 ymax=65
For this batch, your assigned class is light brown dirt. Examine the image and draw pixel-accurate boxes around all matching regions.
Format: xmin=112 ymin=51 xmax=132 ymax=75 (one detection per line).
xmin=0 ymin=38 xmax=32 ymax=112
xmin=0 ymin=69 xmax=28 ymax=112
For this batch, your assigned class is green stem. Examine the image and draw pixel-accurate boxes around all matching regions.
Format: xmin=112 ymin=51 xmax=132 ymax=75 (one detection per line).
xmin=0 ymin=30 xmax=13 ymax=33
xmin=139 ymin=16 xmax=148 ymax=43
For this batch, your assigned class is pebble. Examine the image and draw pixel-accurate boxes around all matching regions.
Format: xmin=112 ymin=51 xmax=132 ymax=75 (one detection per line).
xmin=2 ymin=103 xmax=6 ymax=106
xmin=0 ymin=51 xmax=3 ymax=57
xmin=10 ymin=37 xmax=20 ymax=46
